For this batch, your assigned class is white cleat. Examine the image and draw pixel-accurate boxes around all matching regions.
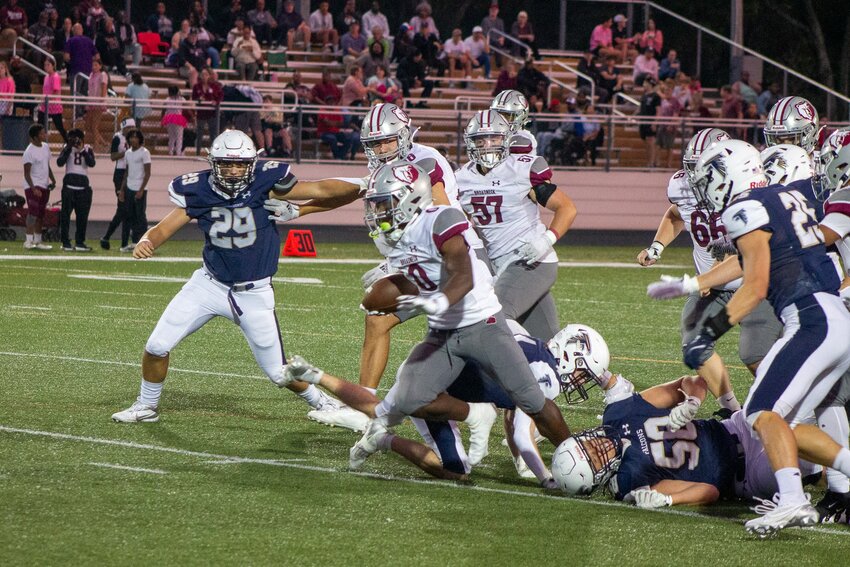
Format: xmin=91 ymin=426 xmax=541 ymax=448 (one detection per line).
xmin=745 ymin=494 xmax=820 ymax=538
xmin=283 ymin=355 xmax=325 ymax=385
xmin=466 ymin=403 xmax=497 ymax=466
xmin=308 ymin=406 xmax=369 ymax=433
xmin=111 ymin=399 xmax=159 ymax=423
xmin=33 ymin=242 xmax=53 ymax=250
xmin=313 ymin=391 xmax=343 ymax=412
xmin=513 ymin=455 xmax=538 ymax=480
xmin=349 ymin=420 xmax=390 ymax=470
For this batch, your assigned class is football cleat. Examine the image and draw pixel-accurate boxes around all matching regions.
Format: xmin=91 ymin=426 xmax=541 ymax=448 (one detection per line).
xmin=513 ymin=454 xmax=538 ymax=480
xmin=349 ymin=419 xmax=390 ymax=470
xmin=312 ymin=391 xmax=343 ymax=412
xmin=33 ymin=242 xmax=53 ymax=250
xmin=308 ymin=406 xmax=369 ymax=433
xmin=466 ymin=403 xmax=498 ymax=466
xmin=111 ymin=399 xmax=160 ymax=423
xmin=745 ymin=494 xmax=819 ymax=538
xmin=815 ymin=490 xmax=850 ymax=524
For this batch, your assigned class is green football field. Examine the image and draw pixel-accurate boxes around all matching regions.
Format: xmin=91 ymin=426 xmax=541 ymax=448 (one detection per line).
xmin=2 ymin=240 xmax=849 ymax=564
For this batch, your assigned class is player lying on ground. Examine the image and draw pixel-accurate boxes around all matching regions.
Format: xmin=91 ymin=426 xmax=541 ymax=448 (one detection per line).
xmin=112 ymin=130 xmax=367 ymax=423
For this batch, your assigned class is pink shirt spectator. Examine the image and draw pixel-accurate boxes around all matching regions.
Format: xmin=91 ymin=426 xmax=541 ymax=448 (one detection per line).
xmin=0 ymin=76 xmax=14 ymax=116
xmin=589 ymin=24 xmax=611 ymax=51
xmin=633 ymin=54 xmax=659 ymax=82
xmin=639 ymin=29 xmax=663 ymax=53
xmin=38 ymin=71 xmax=62 ymax=115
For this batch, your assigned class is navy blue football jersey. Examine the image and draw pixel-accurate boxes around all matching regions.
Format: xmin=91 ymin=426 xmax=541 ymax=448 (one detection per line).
xmin=603 ymin=394 xmax=739 ymax=500
xmin=168 ymin=160 xmax=295 ymax=284
xmin=786 ymin=178 xmax=825 ymax=221
xmin=723 ymin=185 xmax=840 ymax=315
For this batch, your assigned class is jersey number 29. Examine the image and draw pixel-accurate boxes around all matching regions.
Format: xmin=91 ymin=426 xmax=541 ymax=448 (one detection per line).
xmin=210 ymin=207 xmax=257 ymax=249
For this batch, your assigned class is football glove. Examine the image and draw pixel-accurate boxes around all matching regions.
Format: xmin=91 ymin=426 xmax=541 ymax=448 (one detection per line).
xmin=629 ymin=488 xmax=673 ymax=509
xmin=397 ymin=292 xmax=450 ymax=316
xmin=840 ymin=286 xmax=850 ymax=312
xmin=264 ymin=198 xmax=300 ymax=222
xmin=517 ymin=230 xmax=557 ymax=264
xmin=647 ymin=274 xmax=700 ymax=300
xmin=667 ymin=389 xmax=701 ymax=432
xmin=277 ymin=355 xmax=324 ymax=387
xmin=362 ymin=261 xmax=391 ymax=291
xmin=638 ymin=241 xmax=665 ymax=266
xmin=706 ymin=235 xmax=737 ymax=261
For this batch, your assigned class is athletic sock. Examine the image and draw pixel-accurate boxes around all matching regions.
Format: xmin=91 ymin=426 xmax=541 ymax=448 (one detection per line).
xmin=775 ymin=467 xmax=806 ymax=506
xmin=297 ymin=384 xmax=323 ymax=408
xmin=25 ymin=234 xmax=33 ymax=244
xmin=832 ymin=448 xmax=850 ymax=479
xmin=819 ymin=407 xmax=850 ymax=493
xmin=34 ymin=233 xmax=42 ymax=243
xmin=364 ymin=387 xmax=377 ymax=395
xmin=718 ymin=391 xmax=741 ymax=412
xmin=139 ymin=379 xmax=163 ymax=407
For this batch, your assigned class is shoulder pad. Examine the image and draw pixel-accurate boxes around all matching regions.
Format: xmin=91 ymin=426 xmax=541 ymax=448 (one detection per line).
xmin=254 ymin=160 xmax=293 ymax=190
xmin=509 ymin=132 xmax=534 ymax=154
xmin=722 ymin=199 xmax=770 ymax=240
xmin=666 ymin=170 xmax=690 ymax=204
xmin=827 ymin=187 xmax=850 ymax=206
xmin=168 ymin=181 xmax=187 ymax=208
xmin=432 ymin=207 xmax=469 ymax=248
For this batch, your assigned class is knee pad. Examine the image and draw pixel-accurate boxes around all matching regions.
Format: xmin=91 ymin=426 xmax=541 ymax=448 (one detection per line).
xmin=144 ymin=338 xmax=170 ymax=358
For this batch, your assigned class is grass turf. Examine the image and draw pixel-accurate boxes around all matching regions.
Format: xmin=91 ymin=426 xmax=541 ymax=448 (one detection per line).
xmin=1 ymin=241 xmax=849 ymax=564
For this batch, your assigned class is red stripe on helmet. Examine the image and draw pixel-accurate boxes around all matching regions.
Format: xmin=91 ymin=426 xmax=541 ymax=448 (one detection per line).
xmin=370 ymin=103 xmax=384 ymax=134
xmin=774 ymin=97 xmax=792 ymax=125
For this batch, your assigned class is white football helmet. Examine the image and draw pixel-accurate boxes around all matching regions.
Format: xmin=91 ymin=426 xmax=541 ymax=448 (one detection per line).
xmin=763 ymin=96 xmax=820 ymax=152
xmin=816 ymin=128 xmax=850 ymax=198
xmin=692 ymin=140 xmax=768 ymax=213
xmin=760 ymin=144 xmax=814 ymax=186
xmin=464 ymin=110 xmax=511 ymax=169
xmin=547 ymin=324 xmax=610 ymax=404
xmin=551 ymin=427 xmax=623 ymax=496
xmin=490 ymin=89 xmax=530 ymax=132
xmin=208 ymin=129 xmax=258 ymax=197
xmin=682 ymin=128 xmax=731 ymax=183
xmin=361 ymin=103 xmax=414 ymax=170
xmin=364 ymin=161 xmax=433 ymax=242
xmin=820 ymin=132 xmax=850 ymax=195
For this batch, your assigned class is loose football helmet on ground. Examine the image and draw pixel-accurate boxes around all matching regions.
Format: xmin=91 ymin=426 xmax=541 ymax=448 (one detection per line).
xmin=760 ymin=144 xmax=814 ymax=186
xmin=763 ymin=96 xmax=820 ymax=152
xmin=547 ymin=324 xmax=610 ymax=404
xmin=208 ymin=129 xmax=258 ymax=197
xmin=490 ymin=89 xmax=530 ymax=133
xmin=364 ymin=161 xmax=433 ymax=242
xmin=692 ymin=140 xmax=768 ymax=212
xmin=551 ymin=427 xmax=623 ymax=496
xmin=361 ymin=103 xmax=414 ymax=169
xmin=464 ymin=110 xmax=511 ymax=169
xmin=682 ymin=128 xmax=731 ymax=183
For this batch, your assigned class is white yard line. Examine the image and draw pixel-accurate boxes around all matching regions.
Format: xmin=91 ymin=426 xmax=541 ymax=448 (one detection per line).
xmin=2 ymin=424 xmax=847 ymax=538
xmin=68 ymin=274 xmax=324 ymax=285
xmin=98 ymin=305 xmax=144 ymax=311
xmin=8 ymin=305 xmax=52 ymax=311
xmin=88 ymin=462 xmax=168 ymax=475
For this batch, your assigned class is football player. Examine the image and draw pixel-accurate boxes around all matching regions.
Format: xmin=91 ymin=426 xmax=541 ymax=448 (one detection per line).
xmin=679 ymin=140 xmax=850 ymax=535
xmin=284 ymin=161 xmax=572 ymax=469
xmin=456 ymin=110 xmax=576 ymax=340
xmin=265 ymin=103 xmax=489 ymax=434
xmin=111 ymin=130 xmax=362 ymax=423
xmin=763 ymin=95 xmax=820 ymax=157
xmin=490 ymin=89 xmax=537 ymax=155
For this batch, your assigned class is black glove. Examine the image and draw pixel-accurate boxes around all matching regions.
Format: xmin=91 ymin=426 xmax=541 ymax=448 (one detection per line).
xmin=682 ymin=308 xmax=732 ymax=370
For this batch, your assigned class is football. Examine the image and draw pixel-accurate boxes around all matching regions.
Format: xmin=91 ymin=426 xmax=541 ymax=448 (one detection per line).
xmin=362 ymin=273 xmax=419 ymax=313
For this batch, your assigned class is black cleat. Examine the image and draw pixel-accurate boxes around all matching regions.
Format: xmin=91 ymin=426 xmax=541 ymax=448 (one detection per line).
xmin=100 ymin=238 xmax=110 ymax=250
xmin=815 ymin=490 xmax=850 ymax=524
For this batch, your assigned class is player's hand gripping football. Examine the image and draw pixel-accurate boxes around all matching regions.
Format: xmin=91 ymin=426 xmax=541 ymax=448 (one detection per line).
xmin=667 ymin=389 xmax=701 ymax=432
xmin=264 ymin=198 xmax=301 ymax=222
xmin=133 ymin=238 xmax=155 ymax=259
xmin=646 ymin=274 xmax=700 ymax=300
xmin=396 ymin=292 xmax=450 ymax=316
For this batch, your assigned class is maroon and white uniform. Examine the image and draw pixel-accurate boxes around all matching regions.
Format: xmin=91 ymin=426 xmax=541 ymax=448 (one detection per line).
xmin=822 ymin=188 xmax=850 ymax=279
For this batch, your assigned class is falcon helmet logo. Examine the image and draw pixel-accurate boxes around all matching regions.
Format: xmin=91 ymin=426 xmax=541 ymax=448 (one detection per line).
xmin=392 ymin=164 xmax=419 ymax=184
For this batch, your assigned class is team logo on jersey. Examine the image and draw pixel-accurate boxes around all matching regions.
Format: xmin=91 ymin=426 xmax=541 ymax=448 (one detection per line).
xmin=492 ymin=180 xmax=501 ymax=186
xmin=392 ymin=164 xmax=419 ymax=184
xmin=621 ymin=424 xmax=631 ymax=436
xmin=795 ymin=101 xmax=815 ymax=121
xmin=732 ymin=209 xmax=748 ymax=225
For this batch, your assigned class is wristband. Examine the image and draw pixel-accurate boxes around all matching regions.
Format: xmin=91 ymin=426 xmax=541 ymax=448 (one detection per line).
xmin=682 ymin=274 xmax=701 ymax=294
xmin=704 ymin=308 xmax=733 ymax=340
xmin=544 ymin=230 xmax=558 ymax=246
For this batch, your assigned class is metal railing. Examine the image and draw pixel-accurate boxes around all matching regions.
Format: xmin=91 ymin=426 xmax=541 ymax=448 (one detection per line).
xmin=12 ymin=36 xmax=56 ymax=77
xmin=547 ymin=60 xmax=596 ymax=104
xmin=453 ymin=96 xmax=493 ymax=111
xmin=612 ymin=91 xmax=641 ymax=117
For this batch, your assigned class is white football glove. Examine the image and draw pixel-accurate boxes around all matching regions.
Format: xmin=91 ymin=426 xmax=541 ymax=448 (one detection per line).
xmin=362 ymin=261 xmax=392 ymax=291
xmin=276 ymin=355 xmax=324 ymax=387
xmin=667 ymin=390 xmax=701 ymax=432
xmin=396 ymin=292 xmax=450 ymax=316
xmin=264 ymin=198 xmax=300 ymax=222
xmin=517 ymin=230 xmax=557 ymax=264
xmin=638 ymin=241 xmax=664 ymax=266
xmin=629 ymin=488 xmax=673 ymax=509
xmin=646 ymin=274 xmax=700 ymax=300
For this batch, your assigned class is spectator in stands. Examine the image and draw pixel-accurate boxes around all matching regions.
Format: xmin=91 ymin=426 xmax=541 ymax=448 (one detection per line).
xmin=179 ymin=27 xmax=208 ymax=88
xmin=658 ymin=49 xmax=680 ymax=80
xmin=576 ymin=50 xmax=599 ymax=92
xmin=169 ymin=19 xmax=190 ymax=62
xmin=465 ymin=26 xmax=490 ymax=79
xmin=286 ymin=70 xmax=314 ymax=104
xmin=335 ymin=0 xmax=361 ymax=38
xmin=96 ymin=17 xmax=128 ymax=75
xmin=744 ymin=101 xmax=763 ymax=146
xmin=410 ymin=2 xmax=438 ymax=39
xmin=638 ymin=18 xmax=663 ymax=54
xmin=413 ymin=21 xmax=444 ymax=76
xmin=611 ymin=14 xmax=638 ymax=62
xmin=580 ymin=105 xmax=604 ymax=166
xmin=596 ymin=55 xmax=623 ymax=104
xmin=189 ymin=1 xmax=215 ymax=35
xmin=720 ymin=84 xmax=744 ymax=138
xmin=9 ymin=57 xmax=33 ymax=118
xmin=0 ymin=61 xmax=14 ymax=118
xmin=36 ymin=58 xmax=66 ymax=143
xmin=121 ymin=128 xmax=151 ymax=250
xmin=444 ymin=28 xmax=471 ymax=79
xmin=219 ymin=0 xmax=245 ymax=39
xmin=116 ymin=11 xmax=141 ymax=67
xmin=147 ymin=2 xmax=173 ymax=43
xmin=64 ymin=22 xmax=97 ymax=97
xmin=309 ymin=1 xmax=338 ymax=51
xmin=232 ymin=24 xmax=262 ymax=81
xmin=195 ymin=22 xmax=220 ymax=69
xmin=481 ymin=1 xmax=504 ymax=46
xmin=161 ymin=85 xmax=188 ymax=155
xmin=358 ymin=40 xmax=388 ymax=80
xmin=317 ymin=95 xmax=353 ymax=160
xmin=260 ymin=93 xmax=292 ymax=157
xmin=276 ymin=0 xmax=310 ymax=52
xmin=589 ymin=16 xmax=614 ymax=59
xmin=362 ymin=2 xmax=389 ymax=39
xmin=342 ymin=66 xmax=368 ymax=107
xmin=247 ymin=0 xmax=277 ymax=46
xmin=192 ymin=67 xmax=223 ymax=146
xmin=226 ymin=16 xmax=253 ymax=48
xmin=397 ymin=48 xmax=432 ymax=107
xmin=511 ymin=11 xmax=540 ymax=60
xmin=517 ymin=56 xmax=549 ymax=111
xmin=757 ymin=81 xmax=780 ymax=116
xmin=0 ymin=0 xmax=27 ymax=36
xmin=689 ymin=91 xmax=711 ymax=124
xmin=341 ymin=21 xmax=367 ymax=74
xmin=392 ymin=23 xmax=414 ymax=63
xmin=26 ymin=10 xmax=54 ymax=68
xmin=633 ymin=46 xmax=659 ymax=85
xmin=638 ymin=79 xmax=661 ymax=167
xmin=672 ymin=72 xmax=692 ymax=109
xmin=101 ymin=117 xmax=133 ymax=250
xmin=656 ymin=81 xmax=681 ymax=168
xmin=536 ymin=99 xmax=578 ymax=164
xmin=367 ymin=25 xmax=390 ymax=56
xmin=85 ymin=58 xmax=107 ymax=149
xmin=85 ymin=0 xmax=108 ymax=37
xmin=366 ymin=63 xmax=401 ymax=105
xmin=126 ymin=72 xmax=152 ymax=125
xmin=54 ymin=15 xmax=72 ymax=53
xmin=492 ymin=59 xmax=517 ymax=95
xmin=734 ymin=70 xmax=759 ymax=106
xmin=311 ymin=68 xmax=342 ymax=106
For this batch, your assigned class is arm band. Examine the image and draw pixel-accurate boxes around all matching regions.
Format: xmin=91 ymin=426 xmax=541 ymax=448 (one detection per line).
xmin=532 ymin=182 xmax=557 ymax=207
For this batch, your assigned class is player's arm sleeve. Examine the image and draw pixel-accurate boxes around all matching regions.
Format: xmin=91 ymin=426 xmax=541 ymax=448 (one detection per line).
xmin=271 ymin=168 xmax=298 ymax=196
xmin=56 ymin=145 xmax=71 ymax=167
xmin=417 ymin=157 xmax=445 ymax=187
xmin=509 ymin=133 xmax=534 ymax=154
xmin=109 ymin=135 xmax=121 ymax=159
xmin=721 ymin=200 xmax=771 ymax=240
xmin=822 ymin=194 xmax=850 ymax=239
xmin=528 ymin=156 xmax=556 ymax=206
xmin=432 ymin=207 xmax=469 ymax=249
xmin=84 ymin=146 xmax=96 ymax=167
xmin=511 ymin=410 xmax=552 ymax=483
xmin=167 ymin=180 xmax=187 ymax=209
